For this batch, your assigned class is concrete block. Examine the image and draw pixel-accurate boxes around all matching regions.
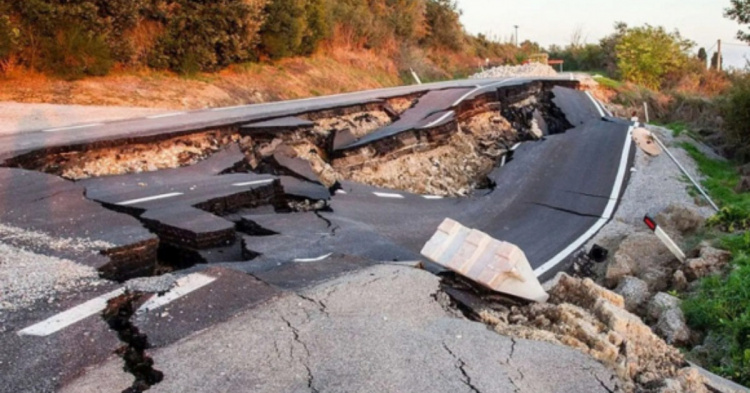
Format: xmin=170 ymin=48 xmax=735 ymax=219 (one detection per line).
xmin=421 ymin=218 xmax=549 ymax=303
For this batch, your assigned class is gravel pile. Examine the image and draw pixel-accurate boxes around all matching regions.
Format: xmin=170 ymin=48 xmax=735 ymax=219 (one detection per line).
xmin=0 ymin=242 xmax=104 ymax=312
xmin=470 ymin=63 xmax=558 ymax=79
xmin=587 ymin=126 xmax=717 ymax=248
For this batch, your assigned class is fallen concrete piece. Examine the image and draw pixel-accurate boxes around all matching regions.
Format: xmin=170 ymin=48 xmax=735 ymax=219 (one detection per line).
xmin=421 ymin=218 xmax=549 ymax=302
xmin=633 ymin=127 xmax=662 ymax=156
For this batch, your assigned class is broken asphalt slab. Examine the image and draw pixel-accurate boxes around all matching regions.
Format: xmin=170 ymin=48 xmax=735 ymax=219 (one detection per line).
xmin=60 ymin=265 xmax=621 ymax=393
xmin=0 ymin=167 xmax=158 ymax=279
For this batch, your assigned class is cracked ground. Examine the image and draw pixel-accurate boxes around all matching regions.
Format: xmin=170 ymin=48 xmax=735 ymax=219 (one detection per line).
xmin=60 ymin=265 xmax=620 ymax=393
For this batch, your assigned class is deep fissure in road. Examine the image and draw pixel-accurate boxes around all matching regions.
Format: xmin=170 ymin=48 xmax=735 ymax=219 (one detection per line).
xmin=102 ymin=292 xmax=164 ymax=393
xmin=2 ymin=82 xmax=575 ymax=279
xmin=8 ymin=82 xmax=572 ymax=198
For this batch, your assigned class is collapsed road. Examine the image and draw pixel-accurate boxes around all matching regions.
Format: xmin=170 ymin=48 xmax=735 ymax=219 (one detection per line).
xmin=0 ymin=76 xmax=635 ymax=392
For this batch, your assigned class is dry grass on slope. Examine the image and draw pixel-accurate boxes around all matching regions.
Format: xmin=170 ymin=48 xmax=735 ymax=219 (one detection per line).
xmin=0 ymin=49 xmax=402 ymax=110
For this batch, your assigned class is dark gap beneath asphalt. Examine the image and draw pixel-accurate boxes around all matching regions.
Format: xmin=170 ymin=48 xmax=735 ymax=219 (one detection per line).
xmin=530 ymin=202 xmax=605 ymax=219
xmin=102 ymin=292 xmax=163 ymax=393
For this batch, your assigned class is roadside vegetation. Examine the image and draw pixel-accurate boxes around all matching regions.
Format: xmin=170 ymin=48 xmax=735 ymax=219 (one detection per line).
xmin=0 ymin=0 xmax=536 ymax=82
xmin=674 ymin=144 xmax=750 ymax=386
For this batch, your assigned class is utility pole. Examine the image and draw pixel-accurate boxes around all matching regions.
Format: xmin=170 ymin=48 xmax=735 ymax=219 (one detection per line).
xmin=717 ymin=39 xmax=723 ymax=71
xmin=514 ymin=25 xmax=519 ymax=47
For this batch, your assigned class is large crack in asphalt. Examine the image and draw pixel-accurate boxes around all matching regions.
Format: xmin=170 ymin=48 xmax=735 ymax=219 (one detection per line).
xmin=441 ymin=342 xmax=482 ymax=393
xmin=280 ymin=314 xmax=319 ymax=393
xmin=101 ymin=292 xmax=164 ymax=393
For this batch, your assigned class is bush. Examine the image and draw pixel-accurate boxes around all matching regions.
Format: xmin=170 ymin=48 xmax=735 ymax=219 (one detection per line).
xmin=615 ymin=25 xmax=694 ymax=90
xmin=423 ymin=0 xmax=464 ymax=51
xmin=683 ymin=232 xmax=750 ymax=386
xmin=149 ymin=0 xmax=268 ymax=72
xmin=259 ymin=0 xmax=329 ymax=59
xmin=43 ymin=26 xmax=113 ymax=80
xmin=721 ymin=75 xmax=750 ymax=162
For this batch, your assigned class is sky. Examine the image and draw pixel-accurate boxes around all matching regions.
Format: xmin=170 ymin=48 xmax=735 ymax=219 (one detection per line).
xmin=457 ymin=0 xmax=750 ymax=69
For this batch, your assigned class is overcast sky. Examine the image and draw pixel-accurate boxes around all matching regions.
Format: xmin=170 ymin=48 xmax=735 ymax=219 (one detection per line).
xmin=457 ymin=0 xmax=750 ymax=68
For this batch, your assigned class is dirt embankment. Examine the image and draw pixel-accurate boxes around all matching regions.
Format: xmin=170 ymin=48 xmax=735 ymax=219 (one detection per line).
xmin=0 ymin=49 xmax=401 ymax=110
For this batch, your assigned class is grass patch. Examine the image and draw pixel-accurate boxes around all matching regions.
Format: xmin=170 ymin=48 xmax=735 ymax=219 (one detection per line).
xmin=680 ymin=143 xmax=750 ymax=386
xmin=680 ymin=142 xmax=750 ymax=231
xmin=661 ymin=122 xmax=688 ymax=137
xmin=683 ymin=232 xmax=750 ymax=386
xmin=593 ymin=75 xmax=623 ymax=90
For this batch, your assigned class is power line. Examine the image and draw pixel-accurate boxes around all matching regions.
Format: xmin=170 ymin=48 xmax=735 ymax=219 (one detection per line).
xmin=722 ymin=41 xmax=750 ymax=47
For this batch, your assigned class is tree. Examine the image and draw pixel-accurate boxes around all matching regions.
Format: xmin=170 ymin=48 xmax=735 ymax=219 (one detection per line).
xmin=726 ymin=0 xmax=750 ymax=42
xmin=614 ymin=25 xmax=693 ymax=89
xmin=698 ymin=47 xmax=708 ymax=67
xmin=423 ymin=0 xmax=464 ymax=51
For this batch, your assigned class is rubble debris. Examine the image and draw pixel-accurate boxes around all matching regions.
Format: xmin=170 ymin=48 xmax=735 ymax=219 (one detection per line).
xmin=35 ymin=130 xmax=238 ymax=180
xmin=684 ymin=246 xmax=731 ymax=280
xmin=470 ymin=63 xmax=558 ymax=79
xmin=656 ymin=204 xmax=706 ymax=236
xmin=609 ymin=232 xmax=680 ymax=292
xmin=422 ymin=218 xmax=549 ymax=303
xmin=453 ymin=273 xmax=701 ymax=392
xmin=614 ymin=276 xmax=651 ymax=313
xmin=312 ymin=110 xmax=393 ymax=138
xmin=102 ymin=292 xmax=164 ymax=393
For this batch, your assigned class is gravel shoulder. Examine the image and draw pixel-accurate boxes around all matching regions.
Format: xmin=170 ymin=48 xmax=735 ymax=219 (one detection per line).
xmin=0 ymin=101 xmax=166 ymax=134
xmin=587 ymin=124 xmax=716 ymax=250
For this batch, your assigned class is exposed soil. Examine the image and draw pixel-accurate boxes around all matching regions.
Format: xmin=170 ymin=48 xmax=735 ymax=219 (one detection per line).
xmin=12 ymin=83 xmax=573 ymax=198
xmin=441 ymin=273 xmax=708 ymax=393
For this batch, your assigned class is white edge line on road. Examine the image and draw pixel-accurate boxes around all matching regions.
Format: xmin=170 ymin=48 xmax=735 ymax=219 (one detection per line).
xmin=294 ymin=253 xmax=333 ymax=263
xmin=451 ymin=79 xmax=516 ymax=107
xmin=422 ymin=195 xmax=443 ymax=200
xmin=421 ymin=111 xmax=455 ymax=129
xmin=335 ymin=189 xmax=347 ymax=195
xmin=373 ymin=192 xmax=405 ymax=199
xmin=18 ymin=288 xmax=125 ymax=337
xmin=585 ymin=91 xmax=606 ymax=118
xmin=43 ymin=123 xmax=103 ymax=133
xmin=147 ymin=112 xmax=187 ymax=119
xmin=137 ymin=273 xmax=216 ymax=314
xmin=117 ymin=192 xmax=183 ymax=206
xmin=232 ymin=179 xmax=275 ymax=187
xmin=534 ymin=125 xmax=634 ymax=278
xmin=510 ymin=143 xmax=522 ymax=151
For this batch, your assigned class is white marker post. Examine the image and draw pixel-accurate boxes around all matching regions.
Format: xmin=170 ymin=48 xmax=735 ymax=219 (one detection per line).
xmin=410 ymin=68 xmax=422 ymax=85
xmin=644 ymin=215 xmax=686 ymax=262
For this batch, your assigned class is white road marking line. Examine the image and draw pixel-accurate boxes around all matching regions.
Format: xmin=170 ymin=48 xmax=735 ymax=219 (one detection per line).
xmin=510 ymin=143 xmax=522 ymax=151
xmin=421 ymin=111 xmax=455 ymax=129
xmin=117 ymin=192 xmax=183 ymax=206
xmin=232 ymin=179 xmax=275 ymax=187
xmin=534 ymin=125 xmax=634 ymax=277
xmin=373 ymin=192 xmax=405 ymax=199
xmin=293 ymin=253 xmax=334 ymax=263
xmin=147 ymin=112 xmax=187 ymax=119
xmin=18 ymin=288 xmax=125 ymax=337
xmin=451 ymin=79 xmax=516 ymax=107
xmin=211 ymin=105 xmax=250 ymax=112
xmin=43 ymin=123 xmax=103 ymax=133
xmin=585 ymin=91 xmax=606 ymax=118
xmin=137 ymin=273 xmax=216 ymax=314
xmin=423 ymin=195 xmax=443 ymax=200
xmin=335 ymin=189 xmax=348 ymax=195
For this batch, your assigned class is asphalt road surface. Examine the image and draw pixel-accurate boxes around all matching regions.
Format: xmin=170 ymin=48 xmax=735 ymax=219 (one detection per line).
xmin=0 ymin=77 xmax=635 ymax=392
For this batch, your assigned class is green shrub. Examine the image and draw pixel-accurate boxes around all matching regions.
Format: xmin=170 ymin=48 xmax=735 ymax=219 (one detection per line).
xmin=683 ymin=232 xmax=750 ymax=386
xmin=721 ymin=75 xmax=750 ymax=162
xmin=43 ymin=26 xmax=113 ymax=80
xmin=259 ymin=0 xmax=329 ymax=59
xmin=615 ymin=25 xmax=694 ymax=90
xmin=423 ymin=0 xmax=464 ymax=51
xmin=149 ymin=0 xmax=267 ymax=72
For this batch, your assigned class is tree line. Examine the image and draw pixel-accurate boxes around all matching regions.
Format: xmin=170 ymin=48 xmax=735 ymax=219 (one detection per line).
xmin=0 ymin=0 xmax=525 ymax=80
